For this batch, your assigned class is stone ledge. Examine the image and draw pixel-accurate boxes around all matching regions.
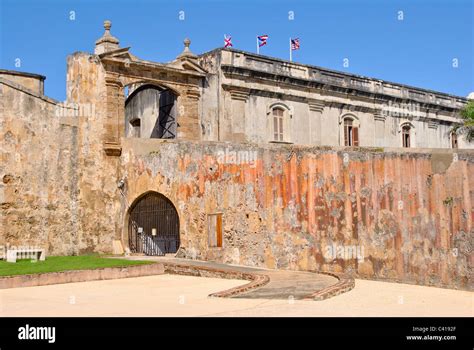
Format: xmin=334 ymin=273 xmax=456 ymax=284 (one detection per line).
xmin=0 ymin=77 xmax=61 ymax=106
xmin=303 ymin=271 xmax=355 ymax=301
xmin=210 ymin=274 xmax=270 ymax=298
xmin=162 ymin=261 xmax=352 ymax=300
xmin=0 ymin=263 xmax=164 ymax=289
xmin=162 ymin=262 xmax=270 ymax=298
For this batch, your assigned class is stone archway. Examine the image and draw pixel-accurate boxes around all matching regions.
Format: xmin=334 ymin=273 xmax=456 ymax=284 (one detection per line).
xmin=125 ymin=84 xmax=178 ymax=139
xmin=128 ymin=192 xmax=180 ymax=256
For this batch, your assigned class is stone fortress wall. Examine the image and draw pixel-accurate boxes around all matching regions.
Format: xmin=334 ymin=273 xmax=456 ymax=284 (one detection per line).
xmin=1 ymin=21 xmax=472 ymax=290
xmin=120 ymin=139 xmax=473 ymax=290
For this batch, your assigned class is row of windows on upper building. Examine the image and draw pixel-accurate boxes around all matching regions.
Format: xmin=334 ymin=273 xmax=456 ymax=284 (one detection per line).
xmin=124 ymin=84 xmax=460 ymax=148
xmin=269 ymin=106 xmax=459 ymax=148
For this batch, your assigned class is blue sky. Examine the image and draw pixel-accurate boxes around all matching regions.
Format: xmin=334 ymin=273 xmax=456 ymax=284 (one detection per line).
xmin=1 ymin=0 xmax=472 ymax=100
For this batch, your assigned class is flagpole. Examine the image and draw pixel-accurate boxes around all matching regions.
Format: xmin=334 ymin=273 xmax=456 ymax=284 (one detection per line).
xmin=257 ymin=36 xmax=259 ymax=54
xmin=289 ymin=38 xmax=292 ymax=62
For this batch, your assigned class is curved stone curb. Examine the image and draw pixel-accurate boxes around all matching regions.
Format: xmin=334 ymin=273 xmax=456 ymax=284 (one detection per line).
xmin=302 ymin=271 xmax=355 ymax=301
xmin=210 ymin=274 xmax=270 ymax=298
xmin=0 ymin=263 xmax=164 ymax=289
xmin=162 ymin=262 xmax=271 ymax=298
xmin=162 ymin=261 xmax=353 ymax=300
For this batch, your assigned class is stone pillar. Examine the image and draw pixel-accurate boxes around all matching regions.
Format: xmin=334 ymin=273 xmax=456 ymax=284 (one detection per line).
xmin=177 ymin=88 xmax=201 ymax=140
xmin=428 ymin=120 xmax=438 ymax=148
xmin=103 ymin=73 xmax=123 ymax=156
xmin=228 ymin=88 xmax=250 ymax=142
xmin=373 ymin=111 xmax=386 ymax=147
xmin=173 ymin=38 xmax=203 ymax=141
xmin=307 ymin=99 xmax=325 ymax=145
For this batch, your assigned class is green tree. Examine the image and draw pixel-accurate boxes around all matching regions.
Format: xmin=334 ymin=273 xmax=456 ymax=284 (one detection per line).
xmin=452 ymin=100 xmax=474 ymax=142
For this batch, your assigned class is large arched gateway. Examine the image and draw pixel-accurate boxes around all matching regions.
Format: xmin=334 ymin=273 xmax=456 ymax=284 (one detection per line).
xmin=128 ymin=192 xmax=180 ymax=256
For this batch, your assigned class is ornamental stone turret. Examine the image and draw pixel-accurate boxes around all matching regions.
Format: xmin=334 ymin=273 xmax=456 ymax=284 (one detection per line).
xmin=94 ymin=20 xmax=120 ymax=55
xmin=177 ymin=38 xmax=197 ymax=59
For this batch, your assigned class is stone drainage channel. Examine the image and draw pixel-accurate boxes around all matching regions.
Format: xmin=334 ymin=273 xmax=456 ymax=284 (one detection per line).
xmin=125 ymin=257 xmax=355 ymax=301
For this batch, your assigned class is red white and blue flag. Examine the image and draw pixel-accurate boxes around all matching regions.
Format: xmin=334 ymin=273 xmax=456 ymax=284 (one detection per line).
xmin=290 ymin=38 xmax=300 ymax=50
xmin=289 ymin=38 xmax=300 ymax=61
xmin=224 ymin=35 xmax=233 ymax=48
xmin=257 ymin=35 xmax=268 ymax=47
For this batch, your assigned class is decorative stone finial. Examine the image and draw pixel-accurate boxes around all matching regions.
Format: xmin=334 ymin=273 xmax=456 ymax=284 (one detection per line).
xmin=95 ymin=20 xmax=120 ymax=55
xmin=104 ymin=20 xmax=112 ymax=31
xmin=178 ymin=38 xmax=197 ymax=59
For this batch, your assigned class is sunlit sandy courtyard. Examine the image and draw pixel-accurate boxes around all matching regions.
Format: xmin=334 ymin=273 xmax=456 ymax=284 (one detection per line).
xmin=0 ymin=275 xmax=471 ymax=317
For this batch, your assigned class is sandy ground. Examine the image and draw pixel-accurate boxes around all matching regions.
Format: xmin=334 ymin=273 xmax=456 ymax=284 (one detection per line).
xmin=0 ymin=274 xmax=472 ymax=317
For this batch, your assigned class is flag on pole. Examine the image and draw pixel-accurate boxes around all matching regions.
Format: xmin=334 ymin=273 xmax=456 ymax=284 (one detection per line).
xmin=224 ymin=35 xmax=233 ymax=48
xmin=289 ymin=37 xmax=300 ymax=61
xmin=257 ymin=35 xmax=268 ymax=47
xmin=256 ymin=34 xmax=268 ymax=54
xmin=290 ymin=38 xmax=300 ymax=50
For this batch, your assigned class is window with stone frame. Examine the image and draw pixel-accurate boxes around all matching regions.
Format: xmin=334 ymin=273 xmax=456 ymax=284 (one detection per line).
xmin=402 ymin=125 xmax=411 ymax=148
xmin=343 ymin=118 xmax=359 ymax=146
xmin=272 ymin=107 xmax=285 ymax=142
xmin=451 ymin=132 xmax=458 ymax=149
xmin=207 ymin=213 xmax=223 ymax=248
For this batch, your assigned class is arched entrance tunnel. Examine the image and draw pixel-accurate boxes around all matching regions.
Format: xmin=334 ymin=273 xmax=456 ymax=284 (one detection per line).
xmin=128 ymin=192 xmax=180 ymax=256
xmin=125 ymin=84 xmax=177 ymax=139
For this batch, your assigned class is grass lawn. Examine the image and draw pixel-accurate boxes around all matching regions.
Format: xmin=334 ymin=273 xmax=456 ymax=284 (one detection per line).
xmin=0 ymin=255 xmax=153 ymax=277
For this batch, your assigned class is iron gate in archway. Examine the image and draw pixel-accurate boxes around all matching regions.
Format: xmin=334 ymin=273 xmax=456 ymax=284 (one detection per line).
xmin=128 ymin=192 xmax=180 ymax=256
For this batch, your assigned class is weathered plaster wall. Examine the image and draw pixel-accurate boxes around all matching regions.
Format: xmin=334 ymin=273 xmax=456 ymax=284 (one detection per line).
xmin=65 ymin=52 xmax=123 ymax=254
xmin=1 ymin=53 xmax=125 ymax=256
xmin=2 ymin=45 xmax=472 ymax=293
xmin=125 ymin=86 xmax=161 ymax=138
xmin=199 ymin=49 xmax=472 ymax=149
xmin=0 ymin=79 xmax=81 ymax=254
xmin=121 ymin=139 xmax=473 ymax=290
xmin=1 ymin=48 xmax=210 ymax=257
xmin=0 ymin=70 xmax=45 ymax=95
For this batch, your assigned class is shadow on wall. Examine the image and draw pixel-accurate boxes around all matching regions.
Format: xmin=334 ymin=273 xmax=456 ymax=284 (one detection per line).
xmin=125 ymin=84 xmax=177 ymax=139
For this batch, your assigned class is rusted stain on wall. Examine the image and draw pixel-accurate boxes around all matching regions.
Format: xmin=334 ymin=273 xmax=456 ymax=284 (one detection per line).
xmin=122 ymin=140 xmax=473 ymax=290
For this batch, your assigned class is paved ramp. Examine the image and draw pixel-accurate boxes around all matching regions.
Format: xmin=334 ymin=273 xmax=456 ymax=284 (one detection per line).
xmin=125 ymin=257 xmax=349 ymax=300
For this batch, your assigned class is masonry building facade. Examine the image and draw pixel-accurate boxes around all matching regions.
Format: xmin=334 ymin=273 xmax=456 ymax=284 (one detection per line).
xmin=1 ymin=22 xmax=472 ymax=290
